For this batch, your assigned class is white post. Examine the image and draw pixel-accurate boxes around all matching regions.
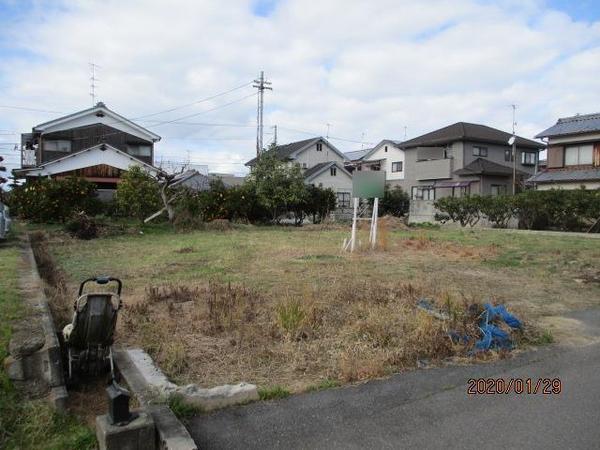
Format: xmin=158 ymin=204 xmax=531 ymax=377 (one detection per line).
xmin=371 ymin=197 xmax=379 ymax=249
xmin=350 ymin=197 xmax=358 ymax=252
xmin=369 ymin=199 xmax=376 ymax=245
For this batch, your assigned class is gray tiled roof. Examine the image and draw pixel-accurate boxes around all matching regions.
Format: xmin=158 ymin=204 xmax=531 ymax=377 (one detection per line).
xmin=344 ymin=148 xmax=371 ymax=161
xmin=527 ymin=167 xmax=600 ymax=184
xmin=454 ymin=158 xmax=528 ymax=177
xmin=400 ymin=122 xmax=544 ymax=149
xmin=245 ymin=137 xmax=319 ymax=166
xmin=536 ymin=112 xmax=600 ymax=138
xmin=303 ymin=161 xmax=333 ymax=179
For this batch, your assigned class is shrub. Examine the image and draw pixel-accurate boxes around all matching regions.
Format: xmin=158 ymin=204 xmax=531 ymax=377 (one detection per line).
xmin=115 ymin=166 xmax=161 ymax=223
xmin=379 ymin=185 xmax=410 ymax=217
xmin=479 ymin=195 xmax=515 ymax=228
xmin=64 ymin=212 xmax=99 ymax=239
xmin=9 ymin=176 xmax=100 ymax=223
xmin=434 ymin=195 xmax=483 ymax=227
xmin=298 ymin=185 xmax=336 ymax=224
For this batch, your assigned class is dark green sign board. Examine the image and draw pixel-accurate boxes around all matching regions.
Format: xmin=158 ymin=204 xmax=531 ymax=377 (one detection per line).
xmin=352 ymin=171 xmax=385 ymax=198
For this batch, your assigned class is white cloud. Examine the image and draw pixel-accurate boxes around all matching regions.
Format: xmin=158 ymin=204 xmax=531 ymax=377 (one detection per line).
xmin=1 ymin=0 xmax=599 ymax=174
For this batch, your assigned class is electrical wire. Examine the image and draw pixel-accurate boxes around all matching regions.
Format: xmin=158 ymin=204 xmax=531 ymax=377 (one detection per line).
xmin=131 ymin=82 xmax=253 ymax=120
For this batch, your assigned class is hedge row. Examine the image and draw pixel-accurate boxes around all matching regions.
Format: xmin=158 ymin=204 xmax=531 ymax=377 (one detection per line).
xmin=434 ymin=189 xmax=600 ymax=231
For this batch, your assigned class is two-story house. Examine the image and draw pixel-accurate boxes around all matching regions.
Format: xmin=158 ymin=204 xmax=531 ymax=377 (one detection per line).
xmin=15 ymin=102 xmax=162 ymax=198
xmin=245 ymin=137 xmax=352 ymax=208
xmin=394 ymin=122 xmax=544 ymax=201
xmin=529 ymin=113 xmax=600 ymax=190
xmin=344 ymin=139 xmax=405 ymax=183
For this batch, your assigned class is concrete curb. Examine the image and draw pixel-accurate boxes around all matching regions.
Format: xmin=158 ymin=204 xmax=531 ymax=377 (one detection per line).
xmin=3 ymin=234 xmax=68 ymax=410
xmin=114 ymin=348 xmax=198 ymax=450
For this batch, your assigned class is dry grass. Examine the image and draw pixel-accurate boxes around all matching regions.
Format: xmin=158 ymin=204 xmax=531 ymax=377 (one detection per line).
xmin=41 ymin=225 xmax=600 ymax=392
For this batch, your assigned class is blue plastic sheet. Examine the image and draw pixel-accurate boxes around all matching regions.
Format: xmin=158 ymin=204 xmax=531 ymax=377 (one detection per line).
xmin=475 ymin=303 xmax=522 ymax=351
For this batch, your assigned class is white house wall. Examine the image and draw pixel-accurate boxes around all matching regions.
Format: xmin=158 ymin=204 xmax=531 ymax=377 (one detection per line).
xmin=294 ymin=142 xmax=345 ymax=168
xmin=365 ymin=143 xmax=405 ymax=181
xmin=25 ymin=146 xmax=158 ymax=177
xmin=536 ymin=181 xmax=600 ymax=190
xmin=307 ymin=168 xmax=352 ymax=193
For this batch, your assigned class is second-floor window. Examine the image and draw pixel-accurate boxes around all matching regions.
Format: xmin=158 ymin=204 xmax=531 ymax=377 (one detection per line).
xmin=473 ymin=146 xmax=488 ymax=157
xmin=44 ymin=140 xmax=71 ymax=152
xmin=521 ymin=152 xmax=536 ymax=166
xmin=565 ymin=144 xmax=593 ymax=166
xmin=316 ymin=143 xmax=323 ymax=151
xmin=330 ymin=166 xmax=337 ymax=176
xmin=391 ymin=161 xmax=403 ymax=172
xmin=127 ymin=144 xmax=152 ymax=157
xmin=302 ymin=163 xmax=307 ymax=169
xmin=505 ymin=148 xmax=513 ymax=162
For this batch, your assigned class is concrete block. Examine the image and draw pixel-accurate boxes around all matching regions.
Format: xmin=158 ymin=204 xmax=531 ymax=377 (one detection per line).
xmin=148 ymin=405 xmax=198 ymax=450
xmin=177 ymin=382 xmax=259 ymax=411
xmin=96 ymin=410 xmax=156 ymax=450
xmin=3 ymin=355 xmax=25 ymax=381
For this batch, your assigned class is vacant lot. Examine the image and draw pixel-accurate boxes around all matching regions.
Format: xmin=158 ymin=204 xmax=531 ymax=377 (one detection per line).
xmin=40 ymin=222 xmax=600 ymax=392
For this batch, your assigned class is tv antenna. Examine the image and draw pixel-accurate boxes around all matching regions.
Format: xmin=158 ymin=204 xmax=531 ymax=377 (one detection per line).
xmin=90 ymin=62 xmax=101 ymax=106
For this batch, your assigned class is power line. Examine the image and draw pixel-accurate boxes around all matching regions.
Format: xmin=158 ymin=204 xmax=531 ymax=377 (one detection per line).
xmin=142 ymin=92 xmax=258 ymax=128
xmin=276 ymin=125 xmax=375 ymax=146
xmin=0 ymin=105 xmax=65 ymax=114
xmin=132 ymin=82 xmax=253 ymax=120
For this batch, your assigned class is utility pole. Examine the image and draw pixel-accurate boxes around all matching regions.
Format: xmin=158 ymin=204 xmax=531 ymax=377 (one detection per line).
xmin=253 ymin=71 xmax=272 ymax=157
xmin=404 ymin=126 xmax=407 ymax=141
xmin=511 ymin=104 xmax=517 ymax=195
xmin=326 ymin=123 xmax=331 ymax=140
xmin=89 ymin=62 xmax=100 ymax=106
xmin=272 ymin=125 xmax=278 ymax=146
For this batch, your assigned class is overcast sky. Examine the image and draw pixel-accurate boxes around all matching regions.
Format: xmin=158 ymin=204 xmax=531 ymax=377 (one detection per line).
xmin=1 ymin=0 xmax=599 ymax=175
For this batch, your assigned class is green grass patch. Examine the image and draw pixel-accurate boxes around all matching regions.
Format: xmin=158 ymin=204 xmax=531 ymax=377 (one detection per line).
xmin=168 ymin=394 xmax=204 ymax=419
xmin=306 ymin=378 xmax=341 ymax=392
xmin=533 ymin=330 xmax=555 ymax=345
xmin=258 ymin=385 xmax=291 ymax=401
xmin=0 ymin=232 xmax=95 ymax=450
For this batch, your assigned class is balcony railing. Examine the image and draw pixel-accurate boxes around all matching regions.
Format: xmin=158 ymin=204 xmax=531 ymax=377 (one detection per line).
xmin=21 ymin=148 xmax=37 ymax=168
xmin=415 ymin=158 xmax=452 ymax=180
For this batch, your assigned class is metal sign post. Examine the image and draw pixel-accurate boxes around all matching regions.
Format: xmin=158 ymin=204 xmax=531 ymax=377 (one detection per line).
xmin=345 ymin=172 xmax=385 ymax=252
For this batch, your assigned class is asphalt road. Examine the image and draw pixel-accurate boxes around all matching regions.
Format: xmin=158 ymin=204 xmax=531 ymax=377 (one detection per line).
xmin=187 ymin=310 xmax=600 ymax=449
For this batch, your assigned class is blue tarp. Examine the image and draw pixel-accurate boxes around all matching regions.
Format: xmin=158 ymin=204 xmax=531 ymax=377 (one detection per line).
xmin=475 ymin=303 xmax=522 ymax=351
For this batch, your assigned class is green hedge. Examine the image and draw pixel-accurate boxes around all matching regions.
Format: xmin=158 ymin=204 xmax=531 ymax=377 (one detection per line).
xmin=8 ymin=177 xmax=101 ymax=223
xmin=434 ymin=188 xmax=600 ymax=231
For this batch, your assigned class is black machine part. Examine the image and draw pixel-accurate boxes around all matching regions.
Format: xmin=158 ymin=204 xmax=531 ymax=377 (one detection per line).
xmin=106 ymin=380 xmax=138 ymax=426
xmin=79 ymin=276 xmax=122 ymax=296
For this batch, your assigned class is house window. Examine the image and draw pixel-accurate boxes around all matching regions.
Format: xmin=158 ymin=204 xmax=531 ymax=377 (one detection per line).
xmin=127 ymin=144 xmax=152 ymax=157
xmin=391 ymin=161 xmax=403 ymax=172
xmin=43 ymin=140 xmax=71 ymax=152
xmin=452 ymin=186 xmax=469 ymax=197
xmin=473 ymin=146 xmax=488 ymax=157
xmin=521 ymin=152 xmax=536 ymax=166
xmin=384 ymin=146 xmax=388 ymax=152
xmin=565 ymin=144 xmax=593 ymax=166
xmin=302 ymin=163 xmax=307 ymax=169
xmin=505 ymin=148 xmax=513 ymax=162
xmin=336 ymin=192 xmax=350 ymax=208
xmin=411 ymin=186 xmax=435 ymax=200
xmin=330 ymin=166 xmax=337 ymax=176
xmin=490 ymin=184 xmax=507 ymax=196
xmin=316 ymin=143 xmax=323 ymax=152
